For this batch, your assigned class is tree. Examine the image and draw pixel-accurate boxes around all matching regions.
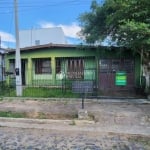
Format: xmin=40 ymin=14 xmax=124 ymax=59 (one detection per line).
xmin=79 ymin=0 xmax=150 ymax=93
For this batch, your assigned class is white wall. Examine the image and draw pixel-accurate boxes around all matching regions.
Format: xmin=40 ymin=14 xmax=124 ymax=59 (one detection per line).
xmin=19 ymin=27 xmax=67 ymax=48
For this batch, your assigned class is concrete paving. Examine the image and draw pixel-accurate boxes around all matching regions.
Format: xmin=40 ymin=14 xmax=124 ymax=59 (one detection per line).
xmin=0 ymin=98 xmax=150 ymax=135
xmin=0 ymin=117 xmax=150 ymax=136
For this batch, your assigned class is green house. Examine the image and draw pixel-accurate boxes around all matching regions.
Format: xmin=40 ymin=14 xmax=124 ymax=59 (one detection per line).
xmin=6 ymin=44 xmax=141 ymax=96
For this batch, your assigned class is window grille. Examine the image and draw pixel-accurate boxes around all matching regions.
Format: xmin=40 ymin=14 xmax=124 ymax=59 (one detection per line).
xmin=34 ymin=58 xmax=51 ymax=74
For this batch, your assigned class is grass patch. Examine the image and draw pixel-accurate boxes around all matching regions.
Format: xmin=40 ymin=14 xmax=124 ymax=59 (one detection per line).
xmin=0 ymin=86 xmax=81 ymax=98
xmin=22 ymin=87 xmax=80 ymax=98
xmin=0 ymin=111 xmax=27 ymax=118
xmin=0 ymin=86 xmax=16 ymax=97
xmin=0 ymin=111 xmax=78 ymax=120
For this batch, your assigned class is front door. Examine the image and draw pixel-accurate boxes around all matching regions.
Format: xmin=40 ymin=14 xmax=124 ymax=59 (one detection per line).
xmin=99 ymin=59 xmax=135 ymax=95
xmin=21 ymin=59 xmax=26 ymax=85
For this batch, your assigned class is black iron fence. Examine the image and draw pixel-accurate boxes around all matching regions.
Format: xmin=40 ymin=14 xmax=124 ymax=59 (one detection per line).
xmin=0 ymin=66 xmax=97 ymax=98
xmin=0 ymin=57 xmax=146 ymax=98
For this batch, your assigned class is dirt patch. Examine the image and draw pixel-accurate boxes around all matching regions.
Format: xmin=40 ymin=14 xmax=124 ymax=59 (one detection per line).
xmin=26 ymin=111 xmax=78 ymax=119
xmin=0 ymin=100 xmax=80 ymax=119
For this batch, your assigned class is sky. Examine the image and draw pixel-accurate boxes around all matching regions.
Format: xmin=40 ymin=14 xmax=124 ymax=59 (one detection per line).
xmin=0 ymin=0 xmax=103 ymax=48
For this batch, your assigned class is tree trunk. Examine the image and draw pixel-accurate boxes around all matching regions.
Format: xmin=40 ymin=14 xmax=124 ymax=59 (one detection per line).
xmin=142 ymin=64 xmax=150 ymax=95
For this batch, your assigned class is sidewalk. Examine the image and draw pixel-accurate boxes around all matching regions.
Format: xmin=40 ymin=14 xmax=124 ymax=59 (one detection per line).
xmin=0 ymin=98 xmax=150 ymax=137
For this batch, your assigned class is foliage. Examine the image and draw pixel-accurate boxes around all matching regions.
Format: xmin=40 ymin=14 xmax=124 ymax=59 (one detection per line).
xmin=79 ymin=0 xmax=150 ymax=56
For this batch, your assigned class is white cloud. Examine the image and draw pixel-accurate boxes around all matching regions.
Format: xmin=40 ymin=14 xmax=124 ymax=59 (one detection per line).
xmin=0 ymin=31 xmax=15 ymax=43
xmin=39 ymin=22 xmax=81 ymax=39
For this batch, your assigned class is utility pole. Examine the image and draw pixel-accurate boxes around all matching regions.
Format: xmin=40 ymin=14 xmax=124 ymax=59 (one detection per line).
xmin=14 ymin=0 xmax=22 ymax=96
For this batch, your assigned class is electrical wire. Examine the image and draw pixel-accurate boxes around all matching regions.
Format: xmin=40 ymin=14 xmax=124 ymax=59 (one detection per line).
xmin=0 ymin=0 xmax=103 ymax=9
xmin=0 ymin=0 xmax=97 ymax=14
xmin=0 ymin=0 xmax=93 ymax=8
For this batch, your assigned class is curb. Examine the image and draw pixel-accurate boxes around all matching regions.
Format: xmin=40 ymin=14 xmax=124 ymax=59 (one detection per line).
xmin=2 ymin=97 xmax=150 ymax=104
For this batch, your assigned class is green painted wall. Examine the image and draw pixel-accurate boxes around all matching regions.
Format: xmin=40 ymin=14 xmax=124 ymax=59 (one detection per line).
xmin=6 ymin=47 xmax=97 ymax=86
xmin=84 ymin=57 xmax=96 ymax=80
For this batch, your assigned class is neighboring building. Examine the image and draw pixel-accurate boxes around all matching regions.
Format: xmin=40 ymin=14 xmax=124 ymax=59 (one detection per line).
xmin=0 ymin=48 xmax=6 ymax=82
xmin=19 ymin=27 xmax=67 ymax=48
xmin=6 ymin=44 xmax=141 ymax=96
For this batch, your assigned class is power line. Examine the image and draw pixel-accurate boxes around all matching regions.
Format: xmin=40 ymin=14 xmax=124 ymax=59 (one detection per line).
xmin=0 ymin=0 xmax=92 ymax=8
xmin=0 ymin=0 xmax=104 ymax=15
xmin=0 ymin=0 xmax=104 ymax=9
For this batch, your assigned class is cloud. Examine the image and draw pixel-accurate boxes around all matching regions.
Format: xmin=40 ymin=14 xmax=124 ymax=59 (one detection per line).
xmin=39 ymin=22 xmax=81 ymax=39
xmin=0 ymin=31 xmax=15 ymax=43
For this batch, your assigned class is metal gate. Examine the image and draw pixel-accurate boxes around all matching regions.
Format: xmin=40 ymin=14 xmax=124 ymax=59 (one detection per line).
xmin=99 ymin=59 xmax=135 ymax=95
